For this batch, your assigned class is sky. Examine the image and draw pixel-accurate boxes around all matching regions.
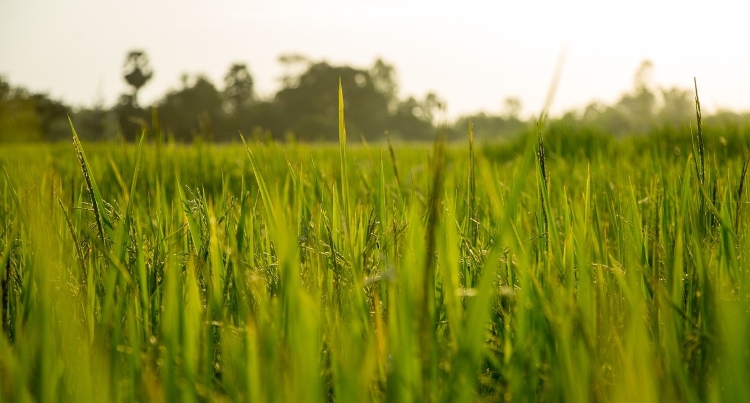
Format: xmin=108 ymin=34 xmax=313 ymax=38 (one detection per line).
xmin=1 ymin=0 xmax=749 ymax=120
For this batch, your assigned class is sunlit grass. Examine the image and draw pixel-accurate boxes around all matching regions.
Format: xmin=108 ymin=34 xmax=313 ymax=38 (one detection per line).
xmin=1 ymin=92 xmax=750 ymax=402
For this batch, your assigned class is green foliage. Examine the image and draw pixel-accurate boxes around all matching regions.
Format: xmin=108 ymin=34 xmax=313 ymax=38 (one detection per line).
xmin=453 ymin=112 xmax=525 ymax=141
xmin=0 ymin=54 xmax=442 ymax=143
xmin=570 ymin=60 xmax=697 ymax=137
xmin=223 ymin=63 xmax=254 ymax=113
xmin=6 ymin=56 xmax=750 ymax=144
xmin=0 ymin=77 xmax=69 ymax=142
xmin=157 ymin=75 xmax=224 ymax=141
xmin=2 ymin=108 xmax=750 ymax=402
xmin=274 ymin=61 xmax=392 ymax=141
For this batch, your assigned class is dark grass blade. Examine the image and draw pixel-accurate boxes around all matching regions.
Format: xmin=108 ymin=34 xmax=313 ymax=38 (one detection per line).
xmin=54 ymin=192 xmax=87 ymax=281
xmin=384 ymin=130 xmax=403 ymax=192
xmin=2 ymin=167 xmax=29 ymax=234
xmin=70 ymin=117 xmax=114 ymax=246
xmin=420 ymin=133 xmax=446 ymax=402
xmin=177 ymin=176 xmax=204 ymax=254
xmin=693 ymin=78 xmax=706 ymax=185
xmin=735 ymin=154 xmax=750 ymax=233
xmin=466 ymin=121 xmax=477 ymax=247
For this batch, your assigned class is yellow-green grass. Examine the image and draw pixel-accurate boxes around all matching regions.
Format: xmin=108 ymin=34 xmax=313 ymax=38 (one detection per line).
xmin=1 ymin=110 xmax=750 ymax=402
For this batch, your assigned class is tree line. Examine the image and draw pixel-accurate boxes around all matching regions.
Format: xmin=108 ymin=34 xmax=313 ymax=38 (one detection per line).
xmin=1 ymin=54 xmax=748 ymax=143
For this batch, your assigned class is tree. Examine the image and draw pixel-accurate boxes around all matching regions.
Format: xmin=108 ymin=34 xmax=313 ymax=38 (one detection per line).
xmin=30 ymin=93 xmax=69 ymax=140
xmin=658 ymin=86 xmax=692 ymax=126
xmin=223 ymin=63 xmax=254 ymax=114
xmin=113 ymin=93 xmax=149 ymax=141
xmin=617 ymin=60 xmax=657 ymax=127
xmin=420 ymin=92 xmax=445 ymax=124
xmin=0 ymin=77 xmax=70 ymax=142
xmin=278 ymin=54 xmax=311 ymax=88
xmin=157 ymin=74 xmax=223 ymax=141
xmin=502 ymin=97 xmax=523 ymax=120
xmin=0 ymin=78 xmax=41 ymax=142
xmin=578 ymin=60 xmax=659 ymax=136
xmin=123 ymin=50 xmax=153 ymax=107
xmin=274 ymin=60 xmax=392 ymax=141
xmin=370 ymin=58 xmax=399 ymax=112
xmin=633 ymin=60 xmax=654 ymax=92
xmin=452 ymin=111 xmax=525 ymax=141
xmin=388 ymin=96 xmax=435 ymax=140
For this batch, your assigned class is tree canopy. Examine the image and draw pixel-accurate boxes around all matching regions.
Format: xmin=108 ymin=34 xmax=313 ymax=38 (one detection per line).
xmin=123 ymin=50 xmax=154 ymax=108
xmin=2 ymin=53 xmax=748 ymax=143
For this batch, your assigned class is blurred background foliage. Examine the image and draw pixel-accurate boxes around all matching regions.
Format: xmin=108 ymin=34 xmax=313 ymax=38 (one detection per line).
xmin=2 ymin=53 xmax=750 ymax=143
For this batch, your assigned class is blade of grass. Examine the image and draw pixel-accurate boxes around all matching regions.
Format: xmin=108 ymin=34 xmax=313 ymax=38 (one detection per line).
xmin=70 ymin=117 xmax=114 ymax=246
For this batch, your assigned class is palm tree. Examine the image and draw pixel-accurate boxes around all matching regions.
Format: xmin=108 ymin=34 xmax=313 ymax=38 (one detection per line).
xmin=123 ymin=50 xmax=153 ymax=108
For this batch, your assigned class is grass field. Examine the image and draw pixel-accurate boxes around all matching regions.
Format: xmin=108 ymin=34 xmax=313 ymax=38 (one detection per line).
xmin=2 ymin=93 xmax=750 ymax=402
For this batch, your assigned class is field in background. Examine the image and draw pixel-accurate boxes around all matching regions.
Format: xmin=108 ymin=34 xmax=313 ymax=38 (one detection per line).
xmin=2 ymin=113 xmax=750 ymax=402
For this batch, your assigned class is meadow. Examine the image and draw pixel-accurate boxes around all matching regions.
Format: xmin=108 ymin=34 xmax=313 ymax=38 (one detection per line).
xmin=2 ymin=90 xmax=750 ymax=402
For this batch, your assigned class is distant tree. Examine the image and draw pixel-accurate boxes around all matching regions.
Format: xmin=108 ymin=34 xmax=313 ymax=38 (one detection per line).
xmin=658 ymin=86 xmax=692 ymax=126
xmin=0 ymin=78 xmax=40 ymax=142
xmin=578 ymin=60 xmax=659 ymax=136
xmin=633 ymin=59 xmax=654 ymax=93
xmin=112 ymin=94 xmax=149 ymax=141
xmin=389 ymin=97 xmax=435 ymax=140
xmin=223 ymin=63 xmax=254 ymax=114
xmin=611 ymin=60 xmax=657 ymax=133
xmin=0 ymin=77 xmax=70 ymax=142
xmin=157 ymin=74 xmax=223 ymax=141
xmin=30 ymin=93 xmax=69 ymax=140
xmin=502 ymin=97 xmax=523 ymax=120
xmin=123 ymin=50 xmax=153 ymax=107
xmin=278 ymin=54 xmax=311 ymax=88
xmin=0 ymin=78 xmax=9 ymax=101
xmin=71 ymin=107 xmax=117 ymax=141
xmin=418 ymin=93 xmax=445 ymax=124
xmin=370 ymin=58 xmax=399 ymax=112
xmin=452 ymin=111 xmax=525 ymax=141
xmin=274 ymin=61 xmax=392 ymax=141
xmin=388 ymin=94 xmax=444 ymax=140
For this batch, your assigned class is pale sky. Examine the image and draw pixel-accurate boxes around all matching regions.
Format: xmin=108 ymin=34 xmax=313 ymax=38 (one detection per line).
xmin=1 ymin=0 xmax=749 ymax=119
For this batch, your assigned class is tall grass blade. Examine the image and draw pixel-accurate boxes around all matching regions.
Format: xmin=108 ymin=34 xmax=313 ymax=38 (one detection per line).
xmin=70 ymin=118 xmax=114 ymax=246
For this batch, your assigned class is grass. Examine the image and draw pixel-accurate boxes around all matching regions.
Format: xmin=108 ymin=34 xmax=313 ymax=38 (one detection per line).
xmin=2 ymin=88 xmax=750 ymax=402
